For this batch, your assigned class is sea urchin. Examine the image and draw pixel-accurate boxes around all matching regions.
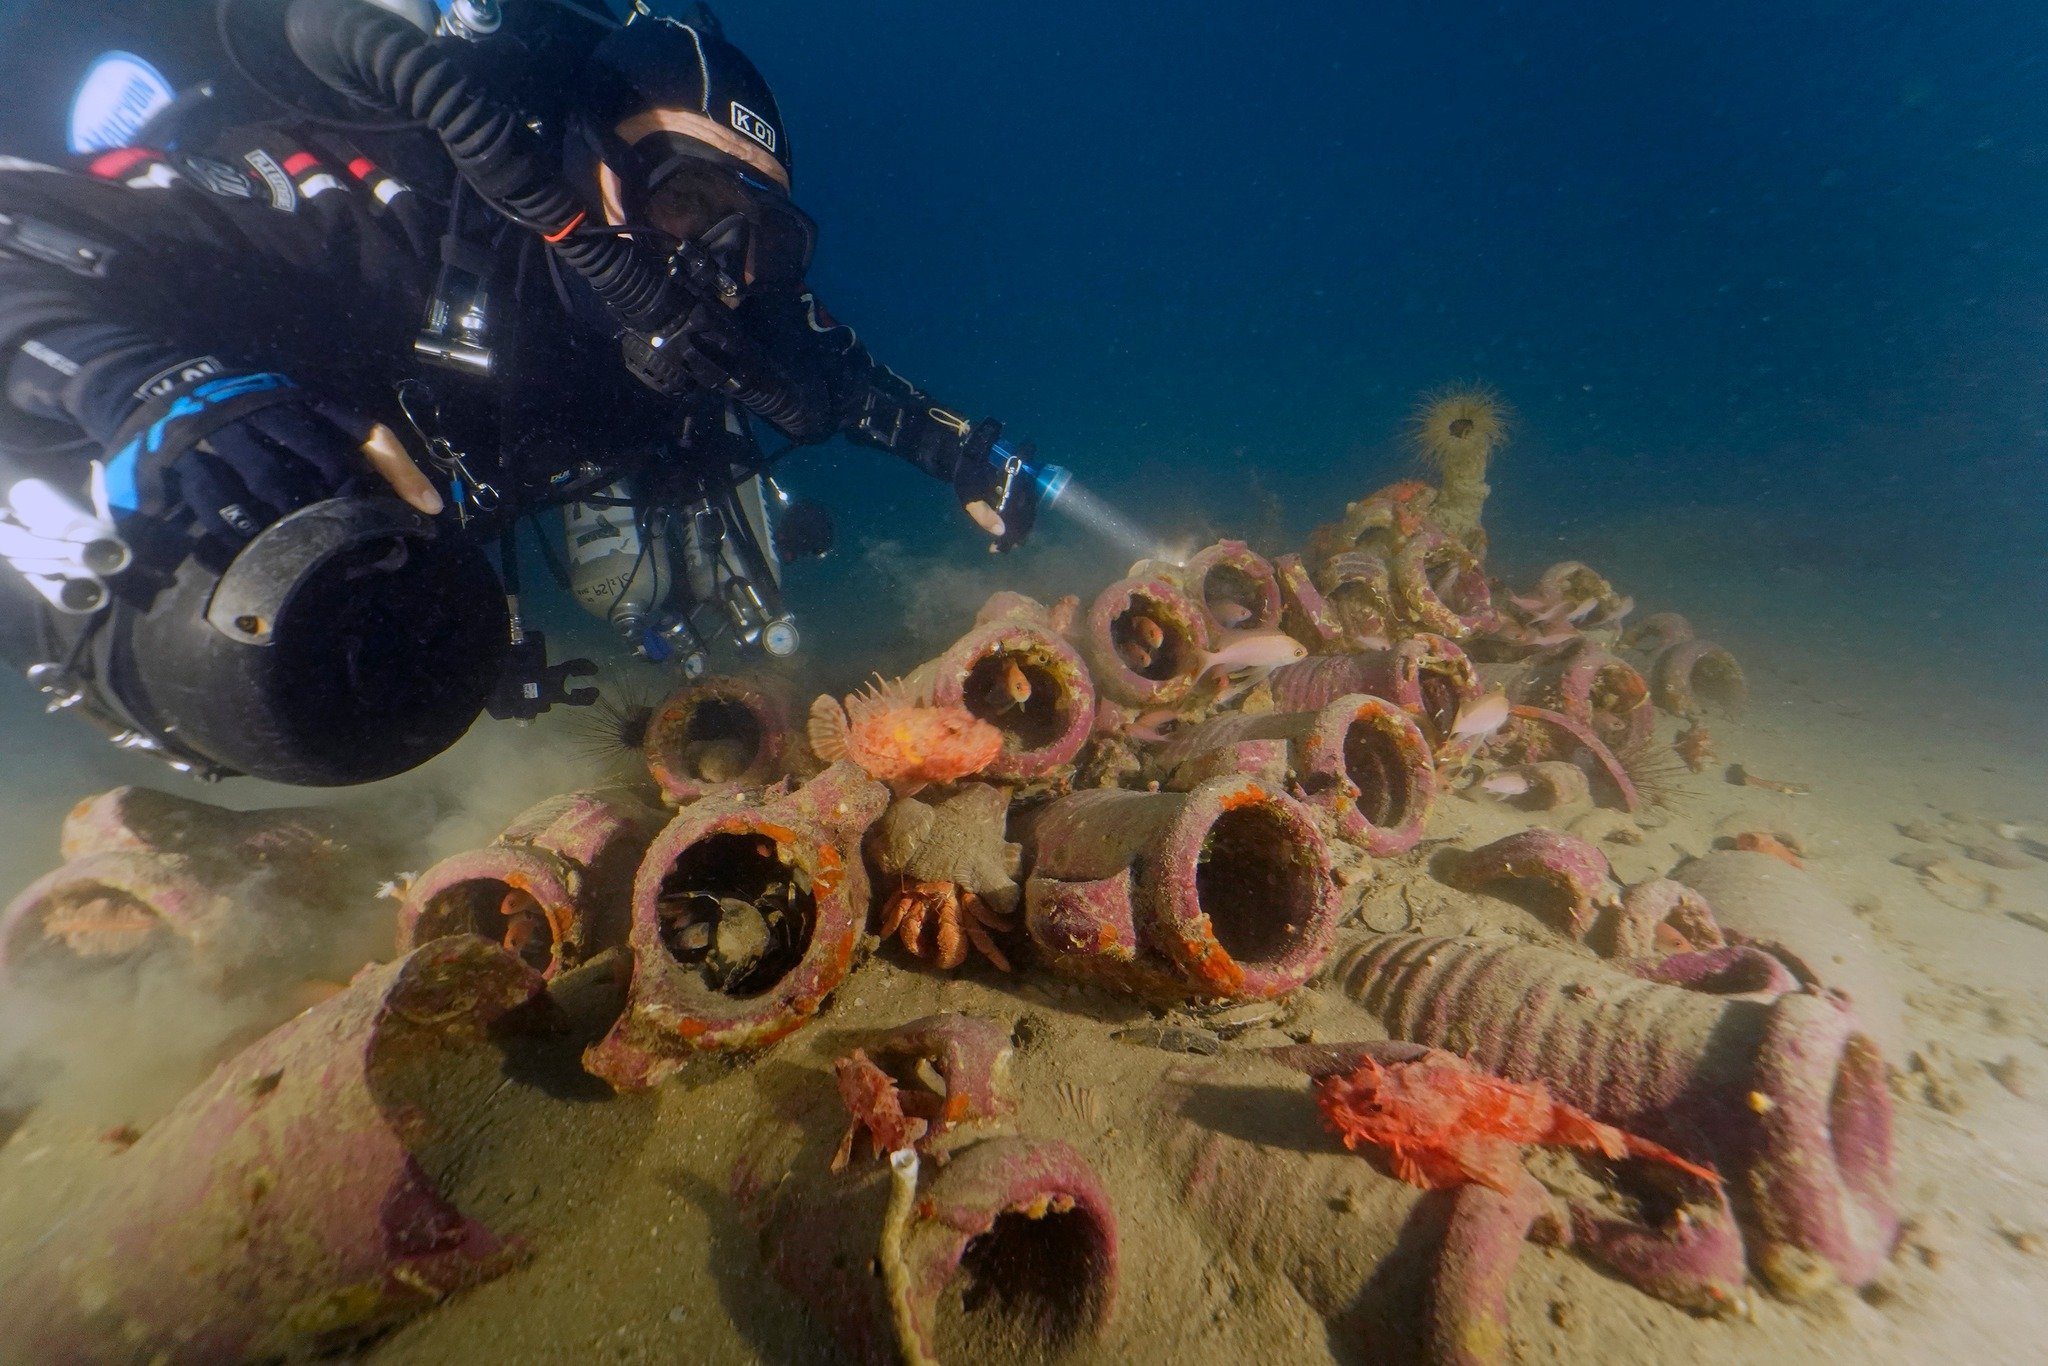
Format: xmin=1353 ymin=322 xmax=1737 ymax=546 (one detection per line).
xmin=570 ymin=680 xmax=657 ymax=767
xmin=1408 ymin=385 xmax=1510 ymax=551
xmin=1411 ymin=386 xmax=1510 ymax=471
xmin=1613 ymin=727 xmax=1692 ymax=810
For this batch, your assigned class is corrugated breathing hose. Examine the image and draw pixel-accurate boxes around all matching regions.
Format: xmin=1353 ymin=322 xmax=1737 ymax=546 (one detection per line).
xmin=281 ymin=0 xmax=826 ymax=436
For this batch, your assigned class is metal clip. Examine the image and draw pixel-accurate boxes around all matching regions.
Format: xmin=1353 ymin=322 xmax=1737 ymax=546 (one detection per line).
xmin=26 ymin=661 xmax=84 ymax=713
xmin=397 ymin=381 xmax=499 ymax=524
xmin=994 ymin=452 xmax=1023 ymax=513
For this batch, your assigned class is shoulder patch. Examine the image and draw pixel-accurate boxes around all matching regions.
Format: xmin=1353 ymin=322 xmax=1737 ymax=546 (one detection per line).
xmin=177 ymin=154 xmax=256 ymax=200
xmin=242 ymin=149 xmax=297 ymax=212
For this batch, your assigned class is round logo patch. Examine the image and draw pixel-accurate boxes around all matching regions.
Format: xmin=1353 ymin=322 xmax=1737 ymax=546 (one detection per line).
xmin=67 ymin=51 xmax=175 ymax=154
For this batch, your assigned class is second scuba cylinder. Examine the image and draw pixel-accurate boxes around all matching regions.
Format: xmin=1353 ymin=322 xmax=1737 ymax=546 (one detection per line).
xmin=565 ymin=485 xmax=668 ymax=639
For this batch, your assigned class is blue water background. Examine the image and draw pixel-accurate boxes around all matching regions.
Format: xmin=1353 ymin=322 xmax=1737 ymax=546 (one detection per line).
xmin=754 ymin=0 xmax=2048 ymax=677
xmin=0 ymin=0 xmax=2043 ymax=819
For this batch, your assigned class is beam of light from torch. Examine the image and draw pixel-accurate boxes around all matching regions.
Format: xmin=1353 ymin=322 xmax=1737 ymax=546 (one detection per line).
xmin=1040 ymin=474 xmax=1176 ymax=566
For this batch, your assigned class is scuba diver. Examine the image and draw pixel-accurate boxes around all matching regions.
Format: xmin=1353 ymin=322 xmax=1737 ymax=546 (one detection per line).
xmin=0 ymin=0 xmax=1061 ymax=786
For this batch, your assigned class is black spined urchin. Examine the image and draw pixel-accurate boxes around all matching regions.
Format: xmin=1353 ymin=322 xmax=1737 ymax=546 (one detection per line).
xmin=569 ymin=676 xmax=658 ymax=766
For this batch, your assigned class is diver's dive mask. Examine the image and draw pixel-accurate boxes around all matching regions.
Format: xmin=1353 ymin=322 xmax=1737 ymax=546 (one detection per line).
xmin=640 ymin=154 xmax=817 ymax=289
xmin=577 ymin=114 xmax=816 ymax=289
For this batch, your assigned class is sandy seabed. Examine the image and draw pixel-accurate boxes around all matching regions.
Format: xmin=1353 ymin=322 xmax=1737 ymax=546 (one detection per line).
xmin=0 ymin=537 xmax=2044 ymax=1366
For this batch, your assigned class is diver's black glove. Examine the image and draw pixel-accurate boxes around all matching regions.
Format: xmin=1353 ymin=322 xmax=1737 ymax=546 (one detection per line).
xmin=9 ymin=325 xmax=397 ymax=548
xmin=8 ymin=326 xmax=399 ymax=547
xmin=9 ymin=323 xmax=448 ymax=561
xmin=947 ymin=417 xmax=1041 ymax=553
xmin=94 ymin=362 xmax=383 ymax=546
xmin=851 ymin=390 xmax=1042 ymax=551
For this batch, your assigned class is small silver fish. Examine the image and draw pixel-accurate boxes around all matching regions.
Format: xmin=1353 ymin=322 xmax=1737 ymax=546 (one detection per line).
xmin=1451 ymin=689 xmax=1511 ymax=742
xmin=1202 ymin=629 xmax=1307 ymax=674
xmin=1480 ymin=770 xmax=1533 ymax=797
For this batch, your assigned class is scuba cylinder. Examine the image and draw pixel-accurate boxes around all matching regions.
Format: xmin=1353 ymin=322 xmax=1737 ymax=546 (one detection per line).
xmin=564 ymin=484 xmax=669 ymax=645
xmin=677 ymin=473 xmax=798 ymax=658
xmin=564 ymin=481 xmax=805 ymax=665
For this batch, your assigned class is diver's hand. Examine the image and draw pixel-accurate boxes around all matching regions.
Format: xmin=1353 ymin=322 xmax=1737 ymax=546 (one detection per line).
xmin=947 ymin=418 xmax=1041 ymax=553
xmin=96 ymin=362 xmax=441 ymax=546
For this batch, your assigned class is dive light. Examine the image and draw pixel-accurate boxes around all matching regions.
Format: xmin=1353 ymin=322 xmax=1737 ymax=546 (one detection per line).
xmin=987 ymin=437 xmax=1070 ymax=511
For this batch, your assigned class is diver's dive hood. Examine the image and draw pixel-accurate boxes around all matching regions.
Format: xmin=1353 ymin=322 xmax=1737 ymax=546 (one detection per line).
xmin=3 ymin=498 xmax=507 ymax=786
xmin=577 ymin=6 xmax=795 ymax=202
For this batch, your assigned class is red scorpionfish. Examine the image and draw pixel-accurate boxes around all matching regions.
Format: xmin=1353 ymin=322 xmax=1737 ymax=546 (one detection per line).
xmin=1315 ymin=1048 xmax=1721 ymax=1196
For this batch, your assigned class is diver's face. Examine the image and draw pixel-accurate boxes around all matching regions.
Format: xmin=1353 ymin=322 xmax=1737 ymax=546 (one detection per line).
xmin=641 ymin=166 xmax=795 ymax=288
xmin=623 ymin=147 xmax=817 ymax=290
xmin=643 ymin=166 xmax=753 ymax=247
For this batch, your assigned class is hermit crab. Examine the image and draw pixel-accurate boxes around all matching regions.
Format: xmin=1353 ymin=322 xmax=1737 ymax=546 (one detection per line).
xmin=876 ymin=880 xmax=1016 ymax=972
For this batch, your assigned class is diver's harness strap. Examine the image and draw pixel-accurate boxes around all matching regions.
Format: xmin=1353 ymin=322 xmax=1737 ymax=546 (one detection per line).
xmin=0 ymin=210 xmax=118 ymax=280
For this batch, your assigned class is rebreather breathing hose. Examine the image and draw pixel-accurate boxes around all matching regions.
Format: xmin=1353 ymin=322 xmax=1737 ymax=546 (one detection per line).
xmin=284 ymin=0 xmax=673 ymax=325
xmin=281 ymin=0 xmax=830 ymax=438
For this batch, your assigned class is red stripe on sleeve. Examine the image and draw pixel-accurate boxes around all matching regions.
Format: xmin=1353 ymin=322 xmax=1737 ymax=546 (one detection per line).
xmin=281 ymin=152 xmax=320 ymax=177
xmin=88 ymin=148 xmax=153 ymax=179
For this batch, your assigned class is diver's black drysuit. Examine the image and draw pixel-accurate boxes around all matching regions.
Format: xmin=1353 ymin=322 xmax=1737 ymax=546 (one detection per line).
xmin=0 ymin=117 xmax=962 ymax=662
